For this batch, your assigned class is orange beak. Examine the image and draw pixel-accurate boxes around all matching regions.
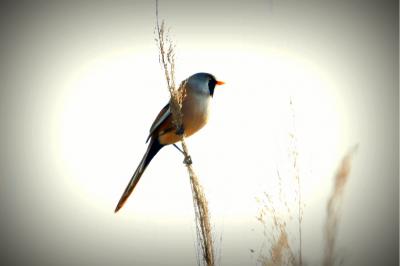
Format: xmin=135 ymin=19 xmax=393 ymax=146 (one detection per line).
xmin=216 ymin=80 xmax=225 ymax=86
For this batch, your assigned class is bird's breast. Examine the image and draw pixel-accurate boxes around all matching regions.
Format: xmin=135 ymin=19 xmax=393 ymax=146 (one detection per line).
xmin=182 ymin=94 xmax=211 ymax=137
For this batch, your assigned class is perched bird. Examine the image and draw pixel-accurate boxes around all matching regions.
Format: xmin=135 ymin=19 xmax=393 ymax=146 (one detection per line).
xmin=115 ymin=72 xmax=224 ymax=212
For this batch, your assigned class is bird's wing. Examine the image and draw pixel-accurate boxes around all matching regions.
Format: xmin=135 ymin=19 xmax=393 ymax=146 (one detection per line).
xmin=146 ymin=103 xmax=172 ymax=143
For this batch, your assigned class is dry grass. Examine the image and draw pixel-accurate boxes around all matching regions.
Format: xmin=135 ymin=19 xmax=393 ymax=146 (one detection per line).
xmin=257 ymin=147 xmax=357 ymax=266
xmin=154 ymin=1 xmax=214 ymax=265
xmin=289 ymin=98 xmax=303 ymax=266
xmin=186 ymin=161 xmax=215 ymax=266
xmin=267 ymin=228 xmax=291 ymax=266
xmin=323 ymin=145 xmax=358 ymax=266
xmin=256 ymin=98 xmax=302 ymax=266
xmin=257 ymin=99 xmax=357 ymax=266
xmin=256 ymin=193 xmax=296 ymax=266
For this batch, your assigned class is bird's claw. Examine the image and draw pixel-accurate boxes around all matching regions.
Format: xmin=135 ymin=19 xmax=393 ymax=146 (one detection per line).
xmin=176 ymin=125 xmax=184 ymax=136
xmin=183 ymin=155 xmax=192 ymax=165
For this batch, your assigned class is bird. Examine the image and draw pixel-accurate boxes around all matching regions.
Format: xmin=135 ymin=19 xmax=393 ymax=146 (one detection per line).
xmin=114 ymin=72 xmax=225 ymax=213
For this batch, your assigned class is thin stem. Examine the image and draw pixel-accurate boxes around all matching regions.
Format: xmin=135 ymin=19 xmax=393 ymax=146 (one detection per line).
xmin=290 ymin=98 xmax=302 ymax=266
xmin=154 ymin=1 xmax=214 ymax=265
xmin=297 ymin=175 xmax=302 ymax=266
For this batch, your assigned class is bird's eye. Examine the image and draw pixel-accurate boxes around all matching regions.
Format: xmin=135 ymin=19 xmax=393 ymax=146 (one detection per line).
xmin=208 ymin=78 xmax=216 ymax=87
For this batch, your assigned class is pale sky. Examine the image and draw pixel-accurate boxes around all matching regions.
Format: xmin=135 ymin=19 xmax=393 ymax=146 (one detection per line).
xmin=0 ymin=1 xmax=398 ymax=265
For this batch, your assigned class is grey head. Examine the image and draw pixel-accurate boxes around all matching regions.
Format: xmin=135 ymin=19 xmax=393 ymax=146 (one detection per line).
xmin=187 ymin=72 xmax=222 ymax=97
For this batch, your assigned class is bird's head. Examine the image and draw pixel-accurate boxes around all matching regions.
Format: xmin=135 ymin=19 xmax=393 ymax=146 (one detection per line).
xmin=187 ymin=72 xmax=225 ymax=97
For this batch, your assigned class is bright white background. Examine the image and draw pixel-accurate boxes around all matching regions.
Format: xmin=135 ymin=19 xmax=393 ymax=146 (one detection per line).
xmin=0 ymin=1 xmax=397 ymax=265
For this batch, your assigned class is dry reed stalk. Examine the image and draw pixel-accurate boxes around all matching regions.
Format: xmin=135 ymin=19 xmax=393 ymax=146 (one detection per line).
xmin=256 ymin=193 xmax=296 ymax=266
xmin=256 ymin=98 xmax=303 ymax=266
xmin=289 ymin=98 xmax=303 ymax=266
xmin=155 ymin=1 xmax=214 ymax=265
xmin=258 ymin=97 xmax=357 ymax=266
xmin=265 ymin=227 xmax=290 ymax=266
xmin=323 ymin=146 xmax=358 ymax=266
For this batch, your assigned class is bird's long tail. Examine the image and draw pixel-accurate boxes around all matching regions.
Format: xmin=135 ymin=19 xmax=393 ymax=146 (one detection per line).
xmin=114 ymin=138 xmax=164 ymax=213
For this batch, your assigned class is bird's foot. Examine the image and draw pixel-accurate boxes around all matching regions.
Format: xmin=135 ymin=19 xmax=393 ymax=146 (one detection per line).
xmin=176 ymin=125 xmax=184 ymax=136
xmin=183 ymin=155 xmax=192 ymax=165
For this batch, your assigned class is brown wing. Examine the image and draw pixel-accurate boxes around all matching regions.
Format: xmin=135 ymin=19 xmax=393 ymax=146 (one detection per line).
xmin=146 ymin=103 xmax=171 ymax=143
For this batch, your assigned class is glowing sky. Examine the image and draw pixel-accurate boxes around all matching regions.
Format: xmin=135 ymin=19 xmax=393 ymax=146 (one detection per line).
xmin=0 ymin=1 xmax=398 ymax=265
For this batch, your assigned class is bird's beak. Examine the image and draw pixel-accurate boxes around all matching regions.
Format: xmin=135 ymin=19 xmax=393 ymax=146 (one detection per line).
xmin=216 ymin=80 xmax=225 ymax=86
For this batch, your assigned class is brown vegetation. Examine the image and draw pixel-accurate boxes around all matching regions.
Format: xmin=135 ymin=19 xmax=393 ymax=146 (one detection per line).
xmin=257 ymin=99 xmax=357 ymax=266
xmin=323 ymin=146 xmax=358 ymax=266
xmin=154 ymin=1 xmax=214 ymax=265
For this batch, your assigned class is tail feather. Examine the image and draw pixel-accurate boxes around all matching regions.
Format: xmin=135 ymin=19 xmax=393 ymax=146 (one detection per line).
xmin=114 ymin=139 xmax=163 ymax=213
